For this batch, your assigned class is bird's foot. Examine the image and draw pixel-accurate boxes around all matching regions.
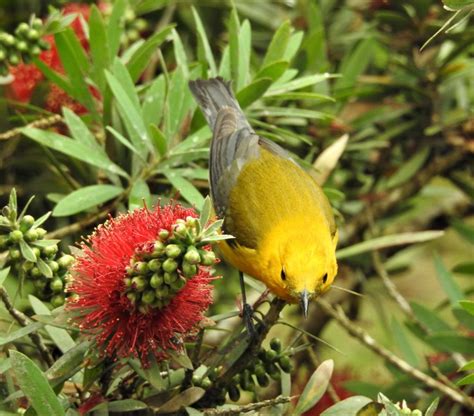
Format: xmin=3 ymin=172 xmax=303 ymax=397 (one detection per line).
xmin=242 ymin=302 xmax=257 ymax=338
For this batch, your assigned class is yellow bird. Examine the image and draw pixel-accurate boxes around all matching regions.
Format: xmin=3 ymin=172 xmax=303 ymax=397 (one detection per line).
xmin=189 ymin=77 xmax=338 ymax=315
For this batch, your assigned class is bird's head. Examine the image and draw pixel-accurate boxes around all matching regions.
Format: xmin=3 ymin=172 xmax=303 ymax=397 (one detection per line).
xmin=260 ymin=216 xmax=338 ymax=315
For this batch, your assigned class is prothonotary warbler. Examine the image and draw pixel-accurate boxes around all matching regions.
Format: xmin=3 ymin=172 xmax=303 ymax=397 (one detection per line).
xmin=189 ymin=77 xmax=338 ymax=316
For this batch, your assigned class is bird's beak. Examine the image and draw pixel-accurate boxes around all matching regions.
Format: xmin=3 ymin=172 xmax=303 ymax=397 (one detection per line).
xmin=300 ymin=289 xmax=309 ymax=318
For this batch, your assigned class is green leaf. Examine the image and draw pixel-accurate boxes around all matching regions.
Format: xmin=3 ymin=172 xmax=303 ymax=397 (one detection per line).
xmin=267 ymin=74 xmax=337 ymax=96
xmin=172 ymin=29 xmax=188 ymax=78
xmin=37 ymin=258 xmax=53 ymax=278
xmin=32 ymin=57 xmax=75 ymax=98
xmin=106 ymin=126 xmax=143 ymax=158
xmin=262 ymin=20 xmax=291 ymax=67
xmin=22 ymin=127 xmax=128 ymax=178
xmin=108 ymin=400 xmax=148 ymax=412
xmin=425 ymin=397 xmax=439 ymax=416
xmin=62 ymin=108 xmax=98 ymax=149
xmin=157 ymin=387 xmax=205 ymax=414
xmin=320 ymin=396 xmax=372 ymax=416
xmin=284 ymin=30 xmax=304 ymax=61
xmin=410 ymin=302 xmax=452 ymax=332
xmin=9 ymin=350 xmax=64 ymax=416
xmin=443 ymin=0 xmax=474 ymax=10
xmin=459 ymin=360 xmax=474 ymax=371
xmin=165 ymin=66 xmax=189 ymax=139
xmin=0 ymin=322 xmax=43 ymax=346
xmin=255 ymin=61 xmax=289 ymax=82
xmin=149 ymin=124 xmax=168 ymax=156
xmin=129 ymin=179 xmax=151 ymax=211
xmin=336 ymin=231 xmax=444 ymax=259
xmin=127 ymin=25 xmax=174 ymax=82
xmin=434 ymin=252 xmax=463 ymax=305
xmin=229 ymin=6 xmax=240 ymax=87
xmin=391 ymin=318 xmax=419 ymax=367
xmin=19 ymin=240 xmax=37 ymax=262
xmin=192 ymin=7 xmax=217 ymax=76
xmin=53 ymin=185 xmax=123 ymax=217
xmin=0 ymin=267 xmax=11 ymax=286
xmin=32 ymin=212 xmax=52 ymax=228
xmin=236 ymin=78 xmax=273 ymax=108
xmin=452 ymin=307 xmax=474 ymax=330
xmin=459 ymin=300 xmax=474 ymax=316
xmin=456 ymin=373 xmax=474 ymax=386
xmin=89 ymin=5 xmax=109 ymax=93
xmin=294 ymin=359 xmax=334 ymax=415
xmin=237 ymin=20 xmax=251 ymax=89
xmin=29 ymin=296 xmax=75 ymax=354
xmin=450 ymin=219 xmax=474 ymax=245
xmin=427 ymin=333 xmax=474 ymax=354
xmin=143 ymin=75 xmax=166 ymax=128
xmin=453 ymin=262 xmax=474 ymax=275
xmin=163 ymin=170 xmax=204 ymax=207
xmin=107 ymin=0 xmax=127 ymax=60
xmin=46 ymin=341 xmax=90 ymax=384
xmin=199 ymin=196 xmax=212 ymax=228
xmin=385 ymin=147 xmax=430 ymax=189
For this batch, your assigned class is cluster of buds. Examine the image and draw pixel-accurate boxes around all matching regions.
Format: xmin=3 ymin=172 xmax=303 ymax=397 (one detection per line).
xmin=0 ymin=18 xmax=48 ymax=76
xmin=123 ymin=215 xmax=217 ymax=314
xmin=196 ymin=338 xmax=292 ymax=404
xmin=0 ymin=190 xmax=72 ymax=307
xmin=120 ymin=9 xmax=148 ymax=46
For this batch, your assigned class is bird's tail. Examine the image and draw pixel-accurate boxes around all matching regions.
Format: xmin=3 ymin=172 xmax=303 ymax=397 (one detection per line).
xmin=188 ymin=77 xmax=250 ymax=131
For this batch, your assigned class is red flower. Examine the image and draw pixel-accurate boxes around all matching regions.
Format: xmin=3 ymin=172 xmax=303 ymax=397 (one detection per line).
xmin=67 ymin=204 xmax=216 ymax=364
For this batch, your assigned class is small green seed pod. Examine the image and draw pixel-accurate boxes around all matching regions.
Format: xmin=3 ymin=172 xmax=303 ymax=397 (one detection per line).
xmin=182 ymin=262 xmax=197 ymax=278
xmin=254 ymin=364 xmax=266 ymax=377
xmin=165 ymin=244 xmax=182 ymax=258
xmin=19 ymin=215 xmax=35 ymax=231
xmin=15 ymin=40 xmax=28 ymax=52
xmin=48 ymin=261 xmax=59 ymax=273
xmin=264 ymin=361 xmax=278 ymax=375
xmin=257 ymin=373 xmax=270 ymax=387
xmin=151 ymin=273 xmax=164 ymax=289
xmin=58 ymin=254 xmax=74 ymax=269
xmin=36 ymin=228 xmax=47 ymax=238
xmin=200 ymin=251 xmax=216 ymax=266
xmin=228 ymin=385 xmax=240 ymax=402
xmin=278 ymin=356 xmax=292 ymax=373
xmin=265 ymin=349 xmax=277 ymax=362
xmin=50 ymin=278 xmax=64 ymax=293
xmin=0 ymin=49 xmax=5 ymax=61
xmin=134 ymin=261 xmax=148 ymax=275
xmin=22 ymin=261 xmax=34 ymax=272
xmin=8 ymin=54 xmax=20 ymax=65
xmin=32 ymin=18 xmax=43 ymax=30
xmin=134 ymin=18 xmax=148 ymax=32
xmin=131 ymin=276 xmax=147 ymax=291
xmin=123 ymin=277 xmax=132 ymax=287
xmin=200 ymin=377 xmax=212 ymax=389
xmin=30 ymin=266 xmax=42 ymax=278
xmin=34 ymin=278 xmax=46 ymax=289
xmin=270 ymin=338 xmax=282 ymax=353
xmin=127 ymin=292 xmax=138 ymax=304
xmin=163 ymin=271 xmax=177 ymax=284
xmin=24 ymin=229 xmax=38 ymax=242
xmin=26 ymin=29 xmax=39 ymax=41
xmin=142 ymin=290 xmax=155 ymax=304
xmin=42 ymin=245 xmax=58 ymax=258
xmin=9 ymin=248 xmax=21 ymax=260
xmin=158 ymin=229 xmax=169 ymax=240
xmin=148 ymin=258 xmax=161 ymax=272
xmin=15 ymin=23 xmax=30 ymax=36
xmin=32 ymin=247 xmax=40 ymax=258
xmin=30 ymin=45 xmax=41 ymax=56
xmin=184 ymin=247 xmax=201 ymax=264
xmin=172 ymin=276 xmax=186 ymax=290
xmin=162 ymin=258 xmax=178 ymax=273
xmin=9 ymin=230 xmax=23 ymax=242
xmin=50 ymin=295 xmax=65 ymax=307
xmin=208 ymin=367 xmax=218 ymax=382
xmin=38 ymin=39 xmax=49 ymax=50
xmin=173 ymin=224 xmax=187 ymax=239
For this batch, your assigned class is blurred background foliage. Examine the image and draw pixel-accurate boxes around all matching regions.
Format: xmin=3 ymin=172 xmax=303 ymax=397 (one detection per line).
xmin=0 ymin=0 xmax=473 ymax=415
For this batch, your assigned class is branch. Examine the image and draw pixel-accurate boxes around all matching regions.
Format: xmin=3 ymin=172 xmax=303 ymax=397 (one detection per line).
xmin=317 ymin=298 xmax=474 ymax=410
xmin=202 ymin=395 xmax=295 ymax=415
xmin=0 ymin=115 xmax=63 ymax=141
xmin=0 ymin=287 xmax=54 ymax=366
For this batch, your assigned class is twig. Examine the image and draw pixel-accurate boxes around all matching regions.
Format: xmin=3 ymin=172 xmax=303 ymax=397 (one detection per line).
xmin=46 ymin=208 xmax=111 ymax=239
xmin=0 ymin=114 xmax=63 ymax=141
xmin=202 ymin=395 xmax=295 ymax=415
xmin=0 ymin=287 xmax=54 ymax=366
xmin=317 ymin=298 xmax=474 ymax=410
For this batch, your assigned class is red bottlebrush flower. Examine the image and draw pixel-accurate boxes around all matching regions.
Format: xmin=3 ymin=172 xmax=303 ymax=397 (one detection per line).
xmin=67 ymin=204 xmax=216 ymax=365
xmin=45 ymin=83 xmax=88 ymax=114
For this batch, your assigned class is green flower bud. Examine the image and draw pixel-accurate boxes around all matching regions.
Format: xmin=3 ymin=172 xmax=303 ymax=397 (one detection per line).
xmin=0 ymin=64 xmax=8 ymax=77
xmin=148 ymin=258 xmax=161 ymax=272
xmin=48 ymin=261 xmax=59 ymax=273
xmin=127 ymin=292 xmax=138 ymax=304
xmin=257 ymin=373 xmax=270 ymax=387
xmin=8 ymin=54 xmax=20 ymax=65
xmin=124 ymin=277 xmax=132 ymax=287
xmin=134 ymin=18 xmax=148 ymax=32
xmin=162 ymin=258 xmax=178 ymax=273
xmin=127 ymin=29 xmax=140 ymax=42
xmin=30 ymin=45 xmax=41 ymax=56
xmin=182 ymin=262 xmax=197 ymax=278
xmin=126 ymin=266 xmax=134 ymax=276
xmin=19 ymin=215 xmax=35 ymax=231
xmin=32 ymin=247 xmax=40 ymax=257
xmin=184 ymin=247 xmax=201 ymax=264
xmin=15 ymin=23 xmax=30 ymax=36
xmin=24 ymin=229 xmax=38 ymax=242
xmin=30 ymin=266 xmax=42 ymax=278
xmin=138 ymin=305 xmax=149 ymax=314
xmin=36 ymin=228 xmax=47 ymax=238
xmin=228 ymin=384 xmax=240 ymax=401
xmin=8 ymin=248 xmax=21 ymax=260
xmin=173 ymin=224 xmax=187 ymax=239
xmin=125 ymin=9 xmax=135 ymax=22
xmin=270 ymin=338 xmax=281 ymax=353
xmin=0 ymin=234 xmax=10 ymax=249
xmin=149 ymin=273 xmax=163 ymax=288
xmin=412 ymin=411 xmax=422 ymax=416
xmin=16 ymin=40 xmax=28 ymax=52
xmin=50 ymin=278 xmax=63 ymax=293
xmin=134 ymin=261 xmax=148 ymax=275
xmin=200 ymin=377 xmax=212 ymax=389
xmin=200 ymin=250 xmax=216 ymax=266
xmin=132 ymin=276 xmax=147 ymax=291
xmin=0 ymin=50 xmax=5 ymax=61
xmin=26 ymin=29 xmax=39 ymax=41
xmin=42 ymin=245 xmax=58 ymax=257
xmin=254 ymin=365 xmax=266 ymax=377
xmin=155 ymin=285 xmax=169 ymax=298
xmin=38 ymin=39 xmax=49 ymax=50
xmin=32 ymin=18 xmax=43 ymax=30
xmin=22 ymin=261 xmax=34 ymax=272
xmin=192 ymin=375 xmax=201 ymax=386
xmin=4 ymin=34 xmax=15 ymax=46
xmin=9 ymin=230 xmax=23 ymax=242
xmin=208 ymin=367 xmax=219 ymax=382
xmin=165 ymin=244 xmax=181 ymax=258
xmin=158 ymin=229 xmax=169 ymax=240
xmin=50 ymin=294 xmax=65 ymax=307
xmin=58 ymin=254 xmax=74 ymax=269
xmin=278 ymin=356 xmax=292 ymax=373
xmin=172 ymin=276 xmax=186 ymax=290
xmin=265 ymin=349 xmax=277 ymax=362
xmin=142 ymin=290 xmax=155 ymax=304
xmin=34 ymin=278 xmax=46 ymax=289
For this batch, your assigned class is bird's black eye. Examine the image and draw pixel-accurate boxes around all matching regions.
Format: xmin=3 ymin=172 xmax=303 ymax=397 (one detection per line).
xmin=281 ymin=269 xmax=286 ymax=281
xmin=322 ymin=273 xmax=328 ymax=284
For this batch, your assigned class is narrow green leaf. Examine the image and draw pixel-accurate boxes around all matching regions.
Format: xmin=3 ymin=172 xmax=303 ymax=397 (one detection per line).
xmin=424 ymin=397 xmax=439 ymax=416
xmin=450 ymin=219 xmax=474 ymax=245
xmin=391 ymin=319 xmax=419 ymax=367
xmin=386 ymin=147 xmax=430 ymax=189
xmin=236 ymin=78 xmax=273 ymax=108
xmin=165 ymin=66 xmax=188 ymax=139
xmin=107 ymin=399 xmax=148 ymax=412
xmin=199 ymin=197 xmax=212 ymax=228
xmin=229 ymin=6 xmax=240 ymax=86
xmin=284 ymin=30 xmax=304 ymax=61
xmin=163 ymin=170 xmax=204 ymax=207
xmin=89 ymin=5 xmax=109 ymax=92
xmin=158 ymin=387 xmax=205 ymax=414
xmin=410 ymin=302 xmax=452 ymax=332
xmin=320 ymin=396 xmax=372 ymax=416
xmin=456 ymin=373 xmax=474 ymax=386
xmin=459 ymin=300 xmax=474 ymax=316
xmin=148 ymin=124 xmax=168 ymax=156
xmin=37 ymin=258 xmax=53 ymax=278
xmin=129 ymin=179 xmax=151 ymax=211
xmin=62 ymin=108 xmax=98 ymax=149
xmin=106 ymin=126 xmax=142 ymax=158
xmin=459 ymin=360 xmax=474 ymax=371
xmin=32 ymin=212 xmax=51 ymax=228
xmin=434 ymin=253 xmax=463 ymax=305
xmin=53 ymin=185 xmax=123 ymax=217
xmin=267 ymin=73 xmax=337 ymax=96
xmin=0 ymin=267 xmax=11 ymax=286
xmin=336 ymin=231 xmax=444 ymax=259
xmin=172 ymin=29 xmax=188 ymax=78
xmin=46 ymin=341 xmax=90 ymax=384
xmin=294 ymin=359 xmax=334 ymax=415
xmin=107 ymin=0 xmax=127 ymax=60
xmin=192 ymin=7 xmax=217 ymax=76
xmin=32 ymin=240 xmax=61 ymax=248
xmin=237 ymin=20 xmax=251 ymax=89
xmin=10 ymin=351 xmax=64 ymax=416
xmin=255 ymin=61 xmax=289 ymax=82
xmin=427 ymin=333 xmax=474 ymax=354
xmin=453 ymin=262 xmax=474 ymax=275
xmin=143 ymin=76 xmax=166 ymax=129
xmin=112 ymin=59 xmax=141 ymax=114
xmin=32 ymin=57 xmax=74 ymax=98
xmin=262 ymin=20 xmax=291 ymax=67
xmin=19 ymin=240 xmax=37 ymax=262
xmin=127 ymin=25 xmax=174 ymax=82
xmin=443 ymin=0 xmax=474 ymax=10
xmin=0 ymin=322 xmax=43 ymax=346
xmin=22 ymin=127 xmax=129 ymax=178
xmin=453 ymin=307 xmax=474 ymax=330
xmin=29 ymin=296 xmax=75 ymax=354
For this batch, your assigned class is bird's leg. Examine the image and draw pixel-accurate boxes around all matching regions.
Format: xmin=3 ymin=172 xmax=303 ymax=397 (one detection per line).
xmin=239 ymin=271 xmax=257 ymax=337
